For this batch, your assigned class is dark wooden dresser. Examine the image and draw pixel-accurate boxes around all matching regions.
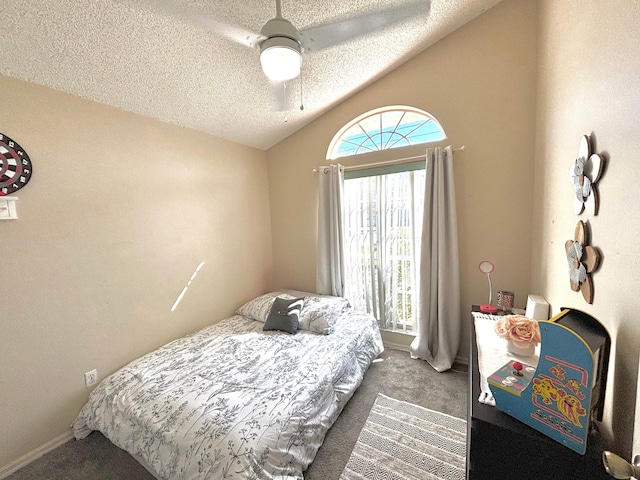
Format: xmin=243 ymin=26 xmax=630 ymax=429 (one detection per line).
xmin=467 ymin=310 xmax=610 ymax=479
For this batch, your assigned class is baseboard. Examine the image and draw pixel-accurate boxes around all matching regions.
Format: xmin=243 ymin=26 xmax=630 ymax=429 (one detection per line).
xmin=0 ymin=430 xmax=74 ymax=479
xmin=455 ymin=353 xmax=469 ymax=366
xmin=382 ymin=341 xmax=410 ymax=352
xmin=384 ymin=342 xmax=469 ymax=370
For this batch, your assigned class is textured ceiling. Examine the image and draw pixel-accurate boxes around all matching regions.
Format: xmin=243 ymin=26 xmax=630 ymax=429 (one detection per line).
xmin=1 ymin=0 xmax=502 ymax=150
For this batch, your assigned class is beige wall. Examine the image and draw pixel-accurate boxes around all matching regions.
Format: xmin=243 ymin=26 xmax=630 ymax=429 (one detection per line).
xmin=6 ymin=0 xmax=638 ymax=471
xmin=533 ymin=1 xmax=640 ymax=457
xmin=267 ymin=0 xmax=538 ymax=358
xmin=0 ymin=76 xmax=273 ymax=469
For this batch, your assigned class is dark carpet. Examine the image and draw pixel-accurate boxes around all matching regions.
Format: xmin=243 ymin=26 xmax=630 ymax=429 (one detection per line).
xmin=6 ymin=348 xmax=468 ymax=480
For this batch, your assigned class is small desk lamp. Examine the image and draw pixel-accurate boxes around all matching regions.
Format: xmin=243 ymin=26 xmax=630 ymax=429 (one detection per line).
xmin=478 ymin=261 xmax=498 ymax=314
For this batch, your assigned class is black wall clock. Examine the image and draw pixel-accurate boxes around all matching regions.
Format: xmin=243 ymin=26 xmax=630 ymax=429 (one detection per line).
xmin=0 ymin=132 xmax=33 ymax=196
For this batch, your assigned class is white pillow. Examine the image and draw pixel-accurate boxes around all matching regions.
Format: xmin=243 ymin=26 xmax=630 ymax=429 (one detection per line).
xmin=298 ymin=295 xmax=350 ymax=335
xmin=235 ymin=291 xmax=294 ymax=323
xmin=236 ymin=290 xmax=351 ymax=335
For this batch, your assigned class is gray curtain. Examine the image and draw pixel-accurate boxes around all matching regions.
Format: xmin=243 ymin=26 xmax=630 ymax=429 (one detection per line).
xmin=410 ymin=146 xmax=461 ymax=372
xmin=316 ymin=164 xmax=345 ymax=296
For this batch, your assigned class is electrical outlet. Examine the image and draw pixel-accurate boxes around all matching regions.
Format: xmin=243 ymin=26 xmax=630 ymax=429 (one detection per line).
xmin=85 ymin=369 xmax=98 ymax=388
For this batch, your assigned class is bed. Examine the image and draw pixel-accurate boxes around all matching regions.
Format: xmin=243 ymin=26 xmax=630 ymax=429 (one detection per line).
xmin=72 ymin=291 xmax=384 ymax=480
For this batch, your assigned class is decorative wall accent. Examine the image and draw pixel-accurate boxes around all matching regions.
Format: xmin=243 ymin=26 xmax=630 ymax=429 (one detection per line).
xmin=565 ymin=220 xmax=601 ymax=304
xmin=0 ymin=132 xmax=33 ymax=196
xmin=569 ymin=134 xmax=603 ymax=215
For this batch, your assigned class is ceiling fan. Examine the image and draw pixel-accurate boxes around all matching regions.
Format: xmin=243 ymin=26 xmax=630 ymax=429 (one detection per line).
xmin=155 ymin=0 xmax=432 ymax=82
xmin=260 ymin=0 xmax=432 ymax=82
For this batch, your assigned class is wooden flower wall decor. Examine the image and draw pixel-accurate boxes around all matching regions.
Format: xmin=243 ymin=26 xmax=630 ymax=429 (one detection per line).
xmin=569 ymin=135 xmax=604 ymax=215
xmin=565 ymin=220 xmax=601 ymax=304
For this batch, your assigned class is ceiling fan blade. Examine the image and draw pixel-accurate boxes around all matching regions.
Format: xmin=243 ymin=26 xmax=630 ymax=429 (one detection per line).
xmin=139 ymin=0 xmax=263 ymax=48
xmin=191 ymin=15 xmax=265 ymax=49
xmin=299 ymin=0 xmax=431 ymax=52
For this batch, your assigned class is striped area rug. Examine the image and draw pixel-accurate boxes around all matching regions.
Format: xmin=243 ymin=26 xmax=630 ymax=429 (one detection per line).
xmin=339 ymin=394 xmax=466 ymax=480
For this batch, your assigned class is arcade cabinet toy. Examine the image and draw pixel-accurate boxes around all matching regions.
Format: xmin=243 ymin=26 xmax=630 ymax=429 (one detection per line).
xmin=488 ymin=308 xmax=610 ymax=454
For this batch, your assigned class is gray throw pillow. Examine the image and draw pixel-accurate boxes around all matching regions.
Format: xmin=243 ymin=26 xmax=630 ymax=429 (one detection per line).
xmin=263 ymin=297 xmax=304 ymax=334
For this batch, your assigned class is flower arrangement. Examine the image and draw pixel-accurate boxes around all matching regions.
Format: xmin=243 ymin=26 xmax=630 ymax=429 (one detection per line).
xmin=494 ymin=315 xmax=541 ymax=348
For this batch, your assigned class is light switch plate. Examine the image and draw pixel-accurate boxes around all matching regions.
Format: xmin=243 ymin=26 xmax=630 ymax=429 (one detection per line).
xmin=0 ymin=196 xmax=18 ymax=220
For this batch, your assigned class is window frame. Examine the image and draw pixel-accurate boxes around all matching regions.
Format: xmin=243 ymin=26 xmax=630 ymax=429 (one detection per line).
xmin=326 ymin=106 xmax=447 ymax=161
xmin=344 ymin=160 xmax=425 ymax=180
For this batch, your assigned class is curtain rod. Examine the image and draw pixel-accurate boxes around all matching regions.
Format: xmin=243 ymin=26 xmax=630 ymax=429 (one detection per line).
xmin=313 ymin=145 xmax=465 ymax=173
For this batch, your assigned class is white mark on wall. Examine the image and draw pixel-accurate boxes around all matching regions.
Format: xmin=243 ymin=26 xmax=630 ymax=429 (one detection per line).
xmin=171 ymin=261 xmax=206 ymax=312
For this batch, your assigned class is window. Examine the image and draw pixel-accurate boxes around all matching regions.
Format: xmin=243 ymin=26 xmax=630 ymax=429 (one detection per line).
xmin=333 ymin=106 xmax=446 ymax=333
xmin=343 ymin=162 xmax=425 ymax=333
xmin=327 ymin=106 xmax=446 ymax=160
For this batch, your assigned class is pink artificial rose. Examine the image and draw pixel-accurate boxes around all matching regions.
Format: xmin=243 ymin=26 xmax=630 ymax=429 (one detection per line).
xmin=508 ymin=316 xmax=541 ymax=347
xmin=494 ymin=316 xmax=515 ymax=339
xmin=494 ymin=315 xmax=541 ymax=347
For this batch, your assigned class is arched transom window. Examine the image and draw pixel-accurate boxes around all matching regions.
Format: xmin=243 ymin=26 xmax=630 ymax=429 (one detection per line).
xmin=326 ymin=106 xmax=446 ymax=160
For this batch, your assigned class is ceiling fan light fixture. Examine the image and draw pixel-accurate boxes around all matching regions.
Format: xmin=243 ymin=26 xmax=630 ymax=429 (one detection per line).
xmin=259 ymin=36 xmax=301 ymax=82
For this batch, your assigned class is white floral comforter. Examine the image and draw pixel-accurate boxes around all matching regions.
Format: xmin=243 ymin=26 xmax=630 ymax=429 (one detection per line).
xmin=73 ymin=311 xmax=383 ymax=480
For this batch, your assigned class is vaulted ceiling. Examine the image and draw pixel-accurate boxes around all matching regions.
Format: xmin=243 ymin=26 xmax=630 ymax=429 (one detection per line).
xmin=2 ymin=0 xmax=502 ymax=150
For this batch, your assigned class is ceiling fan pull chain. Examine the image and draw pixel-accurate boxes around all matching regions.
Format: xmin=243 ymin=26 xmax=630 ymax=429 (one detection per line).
xmin=300 ymin=74 xmax=304 ymax=111
xmin=284 ymin=82 xmax=289 ymax=122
